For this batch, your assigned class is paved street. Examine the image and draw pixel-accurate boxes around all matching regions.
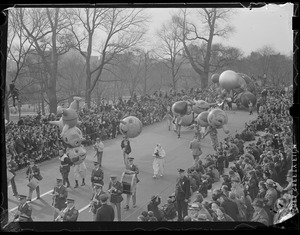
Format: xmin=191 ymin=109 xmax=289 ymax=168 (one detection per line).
xmin=7 ymin=109 xmax=257 ymax=222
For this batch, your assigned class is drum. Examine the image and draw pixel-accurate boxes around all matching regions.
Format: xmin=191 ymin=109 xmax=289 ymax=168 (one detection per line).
xmin=27 ymin=178 xmax=39 ymax=190
xmin=121 ymin=172 xmax=137 ymax=195
xmin=7 ymin=170 xmax=14 ymax=184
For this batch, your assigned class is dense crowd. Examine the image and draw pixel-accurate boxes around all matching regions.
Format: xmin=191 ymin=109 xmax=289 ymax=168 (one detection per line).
xmin=136 ymin=89 xmax=295 ymax=225
xmin=5 ymin=88 xmax=221 ymax=170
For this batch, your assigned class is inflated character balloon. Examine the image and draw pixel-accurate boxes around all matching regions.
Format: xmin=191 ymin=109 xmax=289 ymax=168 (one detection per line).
xmin=211 ymin=73 xmax=220 ymax=84
xmin=62 ymin=126 xmax=85 ymax=147
xmin=195 ymin=111 xmax=210 ymax=127
xmin=237 ymin=73 xmax=256 ymax=94
xmin=207 ymin=108 xmax=229 ymax=134
xmin=66 ymin=145 xmax=87 ymax=165
xmin=239 ymin=91 xmax=257 ymax=108
xmin=192 ymin=100 xmax=214 ymax=115
xmin=49 ymin=96 xmax=82 ymax=137
xmin=119 ymin=116 xmax=143 ymax=138
xmin=219 ymin=70 xmax=239 ymax=91
xmin=172 ymin=101 xmax=189 ymax=116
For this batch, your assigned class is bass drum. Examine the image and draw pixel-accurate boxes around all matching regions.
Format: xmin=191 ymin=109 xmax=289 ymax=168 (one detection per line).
xmin=121 ymin=172 xmax=137 ymax=195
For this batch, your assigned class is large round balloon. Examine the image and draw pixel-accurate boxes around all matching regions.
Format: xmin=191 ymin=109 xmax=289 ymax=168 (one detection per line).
xmin=237 ymin=73 xmax=256 ymax=94
xmin=180 ymin=113 xmax=194 ymax=126
xmin=119 ymin=116 xmax=143 ymax=138
xmin=219 ymin=70 xmax=239 ymax=91
xmin=239 ymin=91 xmax=257 ymax=108
xmin=207 ymin=108 xmax=228 ymax=129
xmin=211 ymin=73 xmax=220 ymax=84
xmin=192 ymin=100 xmax=210 ymax=114
xmin=195 ymin=111 xmax=210 ymax=127
xmin=172 ymin=101 xmax=188 ymax=116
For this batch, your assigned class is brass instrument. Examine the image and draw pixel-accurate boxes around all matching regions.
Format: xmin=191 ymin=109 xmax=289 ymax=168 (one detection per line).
xmin=55 ymin=207 xmax=69 ymax=222
xmin=89 ymin=190 xmax=97 ymax=213
xmin=107 ymin=186 xmax=117 ymax=194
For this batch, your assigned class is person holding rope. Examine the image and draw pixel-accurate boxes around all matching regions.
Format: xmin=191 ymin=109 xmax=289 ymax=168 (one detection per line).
xmin=93 ymin=137 xmax=104 ymax=167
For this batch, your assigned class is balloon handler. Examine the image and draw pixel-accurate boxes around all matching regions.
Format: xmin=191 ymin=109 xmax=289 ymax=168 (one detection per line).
xmin=202 ymin=125 xmax=219 ymax=152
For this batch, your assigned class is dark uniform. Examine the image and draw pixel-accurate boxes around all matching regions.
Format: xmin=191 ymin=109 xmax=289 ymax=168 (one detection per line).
xmin=90 ymin=183 xmax=106 ymax=221
xmin=91 ymin=162 xmax=104 ymax=188
xmin=175 ymin=169 xmax=191 ymax=221
xmin=124 ymin=157 xmax=139 ymax=210
xmin=62 ymin=199 xmax=79 ymax=221
xmin=7 ymin=157 xmax=18 ymax=196
xmin=26 ymin=160 xmax=41 ymax=200
xmin=108 ymin=176 xmax=123 ymax=221
xmin=59 ymin=153 xmax=72 ymax=187
xmin=52 ymin=178 xmax=68 ymax=221
xmin=14 ymin=195 xmax=33 ymax=222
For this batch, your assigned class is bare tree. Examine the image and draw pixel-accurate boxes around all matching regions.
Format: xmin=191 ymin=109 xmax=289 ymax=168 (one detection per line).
xmin=19 ymin=8 xmax=74 ymax=114
xmin=174 ymin=8 xmax=236 ymax=89
xmin=156 ymin=19 xmax=187 ymax=91
xmin=66 ymin=8 xmax=149 ymax=108
xmin=5 ymin=8 xmax=35 ymax=121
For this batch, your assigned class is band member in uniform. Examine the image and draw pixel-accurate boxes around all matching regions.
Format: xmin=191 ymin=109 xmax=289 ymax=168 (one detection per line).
xmin=59 ymin=198 xmax=79 ymax=222
xmin=26 ymin=159 xmax=41 ymax=201
xmin=89 ymin=183 xmax=105 ymax=221
xmin=94 ymin=137 xmax=104 ymax=167
xmin=52 ymin=178 xmax=68 ymax=221
xmin=91 ymin=161 xmax=104 ymax=189
xmin=108 ymin=175 xmax=123 ymax=221
xmin=121 ymin=136 xmax=131 ymax=168
xmin=175 ymin=168 xmax=191 ymax=221
xmin=59 ymin=149 xmax=73 ymax=188
xmin=14 ymin=194 xmax=33 ymax=222
xmin=7 ymin=154 xmax=19 ymax=196
xmin=124 ymin=157 xmax=139 ymax=210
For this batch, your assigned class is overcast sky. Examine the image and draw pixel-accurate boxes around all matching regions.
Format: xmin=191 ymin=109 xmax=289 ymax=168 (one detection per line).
xmin=145 ymin=3 xmax=293 ymax=56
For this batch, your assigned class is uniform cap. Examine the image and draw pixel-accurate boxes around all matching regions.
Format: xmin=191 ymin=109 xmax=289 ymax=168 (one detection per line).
xmin=177 ymin=168 xmax=185 ymax=173
xmin=66 ymin=198 xmax=75 ymax=204
xmin=94 ymin=183 xmax=103 ymax=189
xmin=110 ymin=175 xmax=117 ymax=179
xmin=56 ymin=178 xmax=63 ymax=182
xmin=18 ymin=194 xmax=27 ymax=200
xmin=128 ymin=157 xmax=134 ymax=160
xmin=266 ymin=179 xmax=275 ymax=186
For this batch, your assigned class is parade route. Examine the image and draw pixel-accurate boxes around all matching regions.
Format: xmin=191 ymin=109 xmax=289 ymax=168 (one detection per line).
xmin=7 ymin=109 xmax=257 ymax=222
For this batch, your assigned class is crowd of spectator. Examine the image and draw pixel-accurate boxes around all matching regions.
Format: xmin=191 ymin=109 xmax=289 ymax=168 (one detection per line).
xmin=136 ymin=87 xmax=295 ymax=225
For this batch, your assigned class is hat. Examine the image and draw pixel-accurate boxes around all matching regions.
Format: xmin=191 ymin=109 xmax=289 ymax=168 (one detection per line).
xmin=94 ymin=183 xmax=103 ymax=189
xmin=66 ymin=198 xmax=75 ymax=204
xmin=221 ymin=174 xmax=229 ymax=178
xmin=128 ymin=157 xmax=134 ymax=160
xmin=266 ymin=179 xmax=275 ymax=186
xmin=110 ymin=175 xmax=117 ymax=179
xmin=178 ymin=168 xmax=185 ymax=173
xmin=151 ymin=195 xmax=158 ymax=201
xmin=190 ymin=203 xmax=200 ymax=209
xmin=56 ymin=178 xmax=63 ymax=182
xmin=252 ymin=199 xmax=264 ymax=208
xmin=19 ymin=213 xmax=31 ymax=219
xmin=18 ymin=194 xmax=27 ymax=200
xmin=93 ymin=161 xmax=100 ymax=165
xmin=99 ymin=194 xmax=109 ymax=202
xmin=228 ymin=170 xmax=234 ymax=175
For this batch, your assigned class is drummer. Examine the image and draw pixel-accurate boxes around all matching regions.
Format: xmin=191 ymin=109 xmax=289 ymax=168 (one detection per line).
xmin=124 ymin=157 xmax=139 ymax=210
xmin=14 ymin=194 xmax=33 ymax=222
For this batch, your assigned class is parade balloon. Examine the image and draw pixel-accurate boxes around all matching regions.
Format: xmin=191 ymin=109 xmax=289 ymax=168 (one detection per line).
xmin=62 ymin=126 xmax=84 ymax=147
xmin=180 ymin=113 xmax=194 ymax=126
xmin=240 ymin=91 xmax=257 ymax=107
xmin=67 ymin=145 xmax=87 ymax=165
xmin=211 ymin=73 xmax=220 ymax=84
xmin=119 ymin=116 xmax=143 ymax=138
xmin=192 ymin=100 xmax=211 ymax=114
xmin=207 ymin=108 xmax=228 ymax=129
xmin=172 ymin=101 xmax=188 ymax=116
xmin=219 ymin=70 xmax=239 ymax=91
xmin=236 ymin=76 xmax=247 ymax=90
xmin=237 ymin=73 xmax=256 ymax=93
xmin=195 ymin=111 xmax=210 ymax=127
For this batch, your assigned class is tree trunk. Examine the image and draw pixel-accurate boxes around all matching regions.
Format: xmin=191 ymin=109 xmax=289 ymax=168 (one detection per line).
xmin=5 ymin=85 xmax=10 ymax=122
